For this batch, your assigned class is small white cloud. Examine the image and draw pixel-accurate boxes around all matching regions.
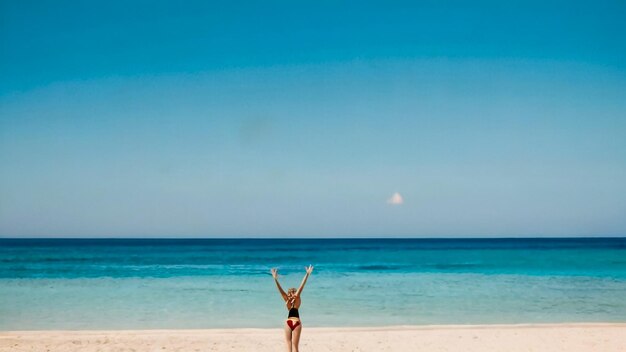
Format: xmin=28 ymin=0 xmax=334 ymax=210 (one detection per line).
xmin=387 ymin=192 xmax=404 ymax=205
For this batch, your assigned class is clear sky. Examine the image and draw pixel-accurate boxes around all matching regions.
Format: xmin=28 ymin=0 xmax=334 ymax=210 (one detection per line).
xmin=1 ymin=1 xmax=625 ymax=237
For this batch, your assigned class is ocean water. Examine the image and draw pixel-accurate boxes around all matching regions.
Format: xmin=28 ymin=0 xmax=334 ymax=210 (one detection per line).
xmin=1 ymin=238 xmax=625 ymax=330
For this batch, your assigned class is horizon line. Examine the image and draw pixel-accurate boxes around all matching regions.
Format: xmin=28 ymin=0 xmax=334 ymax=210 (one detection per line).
xmin=1 ymin=236 xmax=624 ymax=240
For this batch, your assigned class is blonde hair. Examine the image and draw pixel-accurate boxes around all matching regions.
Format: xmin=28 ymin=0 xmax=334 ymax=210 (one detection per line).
xmin=287 ymin=287 xmax=297 ymax=296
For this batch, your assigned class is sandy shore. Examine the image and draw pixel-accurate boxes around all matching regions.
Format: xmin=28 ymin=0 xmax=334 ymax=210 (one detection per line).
xmin=1 ymin=323 xmax=625 ymax=351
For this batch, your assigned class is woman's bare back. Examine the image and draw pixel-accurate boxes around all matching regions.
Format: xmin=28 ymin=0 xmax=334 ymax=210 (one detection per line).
xmin=286 ymin=296 xmax=301 ymax=309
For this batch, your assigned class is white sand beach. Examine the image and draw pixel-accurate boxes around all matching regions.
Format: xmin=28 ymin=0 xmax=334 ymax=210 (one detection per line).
xmin=1 ymin=323 xmax=625 ymax=352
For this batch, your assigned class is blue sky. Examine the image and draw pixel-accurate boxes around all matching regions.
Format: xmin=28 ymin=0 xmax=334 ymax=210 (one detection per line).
xmin=1 ymin=1 xmax=625 ymax=237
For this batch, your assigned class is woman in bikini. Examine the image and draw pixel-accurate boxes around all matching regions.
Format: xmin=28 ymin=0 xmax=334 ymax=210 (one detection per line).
xmin=271 ymin=265 xmax=314 ymax=352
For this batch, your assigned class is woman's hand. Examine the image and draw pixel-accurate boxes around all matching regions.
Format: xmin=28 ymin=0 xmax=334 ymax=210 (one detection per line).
xmin=305 ymin=265 xmax=314 ymax=275
xmin=271 ymin=268 xmax=278 ymax=279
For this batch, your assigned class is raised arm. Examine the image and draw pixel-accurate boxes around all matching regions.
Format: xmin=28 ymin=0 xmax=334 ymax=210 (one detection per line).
xmin=271 ymin=268 xmax=288 ymax=301
xmin=295 ymin=265 xmax=314 ymax=297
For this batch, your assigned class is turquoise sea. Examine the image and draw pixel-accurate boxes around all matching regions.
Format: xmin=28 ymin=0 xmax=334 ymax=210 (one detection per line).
xmin=1 ymin=238 xmax=625 ymax=330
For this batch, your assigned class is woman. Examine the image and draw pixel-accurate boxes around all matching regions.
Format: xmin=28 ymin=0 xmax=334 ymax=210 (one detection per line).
xmin=271 ymin=265 xmax=314 ymax=352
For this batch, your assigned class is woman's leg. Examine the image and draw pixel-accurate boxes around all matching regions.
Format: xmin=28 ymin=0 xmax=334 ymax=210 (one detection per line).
xmin=284 ymin=321 xmax=293 ymax=352
xmin=291 ymin=322 xmax=302 ymax=352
